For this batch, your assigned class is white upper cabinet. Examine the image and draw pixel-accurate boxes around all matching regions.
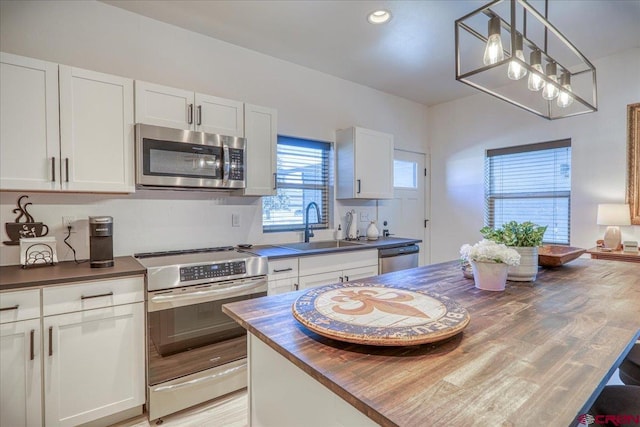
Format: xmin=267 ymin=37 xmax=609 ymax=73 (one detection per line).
xmin=0 ymin=52 xmax=60 ymax=191
xmin=0 ymin=52 xmax=134 ymax=193
xmin=135 ymin=81 xmax=244 ymax=137
xmin=237 ymin=103 xmax=277 ymax=196
xmin=59 ymin=66 xmax=135 ymax=192
xmin=336 ymin=127 xmax=394 ymax=199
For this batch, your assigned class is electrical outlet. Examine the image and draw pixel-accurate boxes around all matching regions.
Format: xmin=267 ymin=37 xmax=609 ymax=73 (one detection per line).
xmin=62 ymin=216 xmax=76 ymax=230
xmin=360 ymin=212 xmax=369 ymax=222
xmin=232 ymin=213 xmax=240 ymax=227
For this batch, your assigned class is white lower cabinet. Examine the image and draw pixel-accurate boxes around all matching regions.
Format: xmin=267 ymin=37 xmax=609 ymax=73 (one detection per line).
xmin=298 ymin=249 xmax=379 ymax=290
xmin=0 ymin=276 xmax=145 ymax=427
xmin=0 ymin=318 xmax=42 ymax=427
xmin=43 ymin=302 xmax=145 ymax=426
xmin=267 ymin=257 xmax=299 ymax=295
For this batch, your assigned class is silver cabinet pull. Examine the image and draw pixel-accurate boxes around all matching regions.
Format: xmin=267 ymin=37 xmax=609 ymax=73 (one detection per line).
xmin=344 ymin=276 xmax=349 ymax=281
xmin=339 ymin=276 xmax=344 ymax=282
xmin=197 ymin=105 xmax=202 ymax=125
xmin=294 ymin=283 xmax=299 ymax=290
xmin=48 ymin=326 xmax=53 ymax=356
xmin=153 ymin=363 xmax=246 ymax=392
xmin=273 ymin=173 xmax=277 ymax=190
xmin=51 ymin=157 xmax=56 ymax=182
xmin=81 ymin=291 xmax=114 ymax=300
xmin=357 ymin=179 xmax=361 ymax=194
xmin=0 ymin=305 xmax=19 ymax=312
xmin=273 ymin=267 xmax=293 ymax=273
xmin=188 ymin=103 xmax=194 ymax=124
xmin=65 ymin=158 xmax=69 ymax=182
xmin=30 ymin=329 xmax=35 ymax=361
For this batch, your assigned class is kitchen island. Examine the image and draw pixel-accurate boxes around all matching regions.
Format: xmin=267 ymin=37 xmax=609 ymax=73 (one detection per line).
xmin=223 ymin=259 xmax=640 ymax=427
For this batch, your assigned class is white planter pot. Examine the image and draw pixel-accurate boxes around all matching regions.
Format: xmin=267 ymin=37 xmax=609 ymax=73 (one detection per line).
xmin=507 ymin=246 xmax=539 ymax=282
xmin=470 ymin=261 xmax=508 ymax=291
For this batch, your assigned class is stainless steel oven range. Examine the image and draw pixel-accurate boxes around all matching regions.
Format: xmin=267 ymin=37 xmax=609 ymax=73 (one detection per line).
xmin=134 ymin=247 xmax=267 ymax=421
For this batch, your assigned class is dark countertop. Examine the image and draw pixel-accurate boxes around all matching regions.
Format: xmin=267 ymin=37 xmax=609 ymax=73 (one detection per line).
xmin=223 ymin=259 xmax=640 ymax=427
xmin=0 ymin=256 xmax=146 ymax=291
xmin=243 ymin=236 xmax=421 ymax=259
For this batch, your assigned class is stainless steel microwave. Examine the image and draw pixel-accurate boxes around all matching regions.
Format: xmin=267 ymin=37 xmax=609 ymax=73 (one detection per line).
xmin=135 ymin=124 xmax=246 ymax=190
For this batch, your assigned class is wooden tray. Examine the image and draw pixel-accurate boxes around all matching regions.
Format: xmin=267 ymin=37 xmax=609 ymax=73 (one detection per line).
xmin=538 ymin=245 xmax=586 ymax=267
xmin=292 ymin=282 xmax=470 ymax=346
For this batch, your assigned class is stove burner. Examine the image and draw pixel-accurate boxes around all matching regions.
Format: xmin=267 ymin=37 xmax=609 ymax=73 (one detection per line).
xmin=134 ymin=246 xmax=235 ymax=259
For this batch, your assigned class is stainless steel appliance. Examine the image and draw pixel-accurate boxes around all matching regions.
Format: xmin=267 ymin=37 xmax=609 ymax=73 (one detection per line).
xmin=135 ymin=124 xmax=246 ymax=190
xmin=134 ymin=247 xmax=267 ymax=421
xmin=378 ymin=244 xmax=420 ymax=274
xmin=89 ymin=216 xmax=114 ymax=268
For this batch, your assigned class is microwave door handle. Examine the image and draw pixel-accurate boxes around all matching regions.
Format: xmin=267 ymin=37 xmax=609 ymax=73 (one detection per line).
xmin=222 ymin=145 xmax=230 ymax=183
xmin=150 ymin=279 xmax=264 ymax=303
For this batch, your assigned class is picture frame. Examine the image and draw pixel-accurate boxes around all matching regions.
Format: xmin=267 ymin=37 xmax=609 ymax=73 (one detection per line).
xmin=628 ymin=103 xmax=640 ymax=225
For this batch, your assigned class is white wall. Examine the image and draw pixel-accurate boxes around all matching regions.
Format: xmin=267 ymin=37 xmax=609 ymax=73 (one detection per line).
xmin=0 ymin=0 xmax=429 ymax=265
xmin=428 ymin=48 xmax=640 ymax=263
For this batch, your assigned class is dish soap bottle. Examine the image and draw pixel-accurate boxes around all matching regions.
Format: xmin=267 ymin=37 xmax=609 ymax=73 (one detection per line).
xmin=366 ymin=221 xmax=379 ymax=240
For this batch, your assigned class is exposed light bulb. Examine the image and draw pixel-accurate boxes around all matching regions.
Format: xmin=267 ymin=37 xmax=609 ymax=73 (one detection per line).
xmin=507 ymin=34 xmax=527 ymax=80
xmin=542 ymin=62 xmax=559 ymax=100
xmin=557 ymin=72 xmax=574 ymax=108
xmin=527 ymin=50 xmax=545 ymax=91
xmin=483 ymin=16 xmax=504 ymax=65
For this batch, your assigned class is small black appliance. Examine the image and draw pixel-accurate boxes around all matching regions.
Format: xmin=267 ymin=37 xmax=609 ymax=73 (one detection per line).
xmin=89 ymin=216 xmax=114 ymax=268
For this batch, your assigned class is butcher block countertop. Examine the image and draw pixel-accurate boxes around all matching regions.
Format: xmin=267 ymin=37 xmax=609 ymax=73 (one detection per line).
xmin=0 ymin=256 xmax=145 ymax=290
xmin=223 ymin=259 xmax=640 ymax=427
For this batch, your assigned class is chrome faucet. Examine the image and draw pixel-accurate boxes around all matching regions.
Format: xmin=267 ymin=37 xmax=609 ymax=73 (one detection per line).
xmin=304 ymin=202 xmax=321 ymax=243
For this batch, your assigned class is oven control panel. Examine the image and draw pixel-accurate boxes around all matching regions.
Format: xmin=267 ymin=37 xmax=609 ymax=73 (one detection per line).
xmin=180 ymin=261 xmax=246 ymax=282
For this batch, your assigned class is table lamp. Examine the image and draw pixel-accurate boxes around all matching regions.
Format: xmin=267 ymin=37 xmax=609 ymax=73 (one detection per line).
xmin=596 ymin=204 xmax=631 ymax=249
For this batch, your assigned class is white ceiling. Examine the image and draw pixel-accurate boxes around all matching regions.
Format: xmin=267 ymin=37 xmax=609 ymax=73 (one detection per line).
xmin=102 ymin=0 xmax=640 ymax=107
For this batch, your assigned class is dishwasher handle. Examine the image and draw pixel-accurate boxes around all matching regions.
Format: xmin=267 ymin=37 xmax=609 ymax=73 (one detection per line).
xmin=378 ymin=244 xmax=420 ymax=258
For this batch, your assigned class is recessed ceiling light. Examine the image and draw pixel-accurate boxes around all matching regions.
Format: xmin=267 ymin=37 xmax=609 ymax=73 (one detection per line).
xmin=367 ymin=9 xmax=392 ymax=25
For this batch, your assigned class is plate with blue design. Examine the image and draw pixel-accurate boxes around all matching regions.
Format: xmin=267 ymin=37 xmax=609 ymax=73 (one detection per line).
xmin=292 ymin=282 xmax=470 ymax=346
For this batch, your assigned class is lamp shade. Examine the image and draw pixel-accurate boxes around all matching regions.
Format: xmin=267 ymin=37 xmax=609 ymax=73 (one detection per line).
xmin=596 ymin=204 xmax=631 ymax=226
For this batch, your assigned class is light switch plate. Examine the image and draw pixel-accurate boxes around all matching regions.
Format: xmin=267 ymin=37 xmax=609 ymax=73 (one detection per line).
xmin=232 ymin=213 xmax=240 ymax=227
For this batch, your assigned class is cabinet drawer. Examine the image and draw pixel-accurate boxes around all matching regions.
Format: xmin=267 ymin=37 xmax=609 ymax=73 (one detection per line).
xmin=0 ymin=289 xmax=40 ymax=324
xmin=299 ymin=250 xmax=378 ymax=277
xmin=43 ymin=276 xmax=144 ymax=316
xmin=268 ymin=258 xmax=299 ymax=280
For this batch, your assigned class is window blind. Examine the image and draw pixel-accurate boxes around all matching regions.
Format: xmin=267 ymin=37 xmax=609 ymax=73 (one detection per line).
xmin=263 ymin=136 xmax=331 ymax=232
xmin=485 ymin=139 xmax=571 ymax=245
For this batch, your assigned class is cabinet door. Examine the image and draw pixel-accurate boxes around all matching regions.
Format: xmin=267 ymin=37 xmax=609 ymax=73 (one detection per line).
xmin=354 ymin=128 xmax=394 ymax=199
xmin=342 ymin=265 xmax=378 ymax=282
xmin=240 ymin=104 xmax=277 ymax=196
xmin=298 ymin=271 xmax=343 ymax=290
xmin=0 ymin=52 xmax=59 ymax=191
xmin=134 ymin=80 xmax=194 ymax=130
xmin=44 ymin=303 xmax=145 ymax=427
xmin=268 ymin=277 xmax=297 ymax=296
xmin=194 ymin=93 xmax=244 ymax=136
xmin=59 ymin=66 xmax=135 ymax=192
xmin=0 ymin=319 xmax=42 ymax=427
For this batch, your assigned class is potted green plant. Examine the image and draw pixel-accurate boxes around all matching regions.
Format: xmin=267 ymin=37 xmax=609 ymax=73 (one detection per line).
xmin=480 ymin=221 xmax=547 ymax=281
xmin=460 ymin=240 xmax=521 ymax=291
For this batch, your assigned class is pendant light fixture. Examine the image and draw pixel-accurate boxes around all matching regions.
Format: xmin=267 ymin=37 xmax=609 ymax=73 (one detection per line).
xmin=541 ymin=62 xmax=559 ymax=100
xmin=507 ymin=33 xmax=527 ymax=80
xmin=455 ymin=0 xmax=597 ymax=120
xmin=557 ymin=72 xmax=574 ymax=108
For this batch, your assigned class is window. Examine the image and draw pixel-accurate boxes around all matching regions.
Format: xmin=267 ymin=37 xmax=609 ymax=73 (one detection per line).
xmin=485 ymin=139 xmax=571 ymax=244
xmin=394 ymin=159 xmax=417 ymax=189
xmin=262 ymin=135 xmax=331 ymax=232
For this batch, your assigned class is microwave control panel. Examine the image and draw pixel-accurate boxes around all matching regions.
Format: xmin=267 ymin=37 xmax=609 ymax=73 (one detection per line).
xmin=228 ymin=148 xmax=244 ymax=180
xmin=180 ymin=261 xmax=246 ymax=282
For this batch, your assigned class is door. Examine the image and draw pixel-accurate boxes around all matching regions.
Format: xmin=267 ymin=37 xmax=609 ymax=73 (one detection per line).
xmin=0 ymin=52 xmax=59 ymax=191
xmin=195 ymin=93 xmax=244 ymax=136
xmin=378 ymin=150 xmax=429 ymax=265
xmin=354 ymin=127 xmax=394 ymax=199
xmin=44 ymin=303 xmax=145 ymax=427
xmin=0 ymin=319 xmax=42 ymax=427
xmin=240 ymin=104 xmax=277 ymax=196
xmin=59 ymin=66 xmax=135 ymax=192
xmin=134 ymin=81 xmax=194 ymax=130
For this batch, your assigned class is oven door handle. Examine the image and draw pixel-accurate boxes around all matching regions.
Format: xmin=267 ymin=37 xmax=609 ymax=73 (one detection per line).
xmin=152 ymin=362 xmax=246 ymax=392
xmin=150 ymin=279 xmax=265 ymax=303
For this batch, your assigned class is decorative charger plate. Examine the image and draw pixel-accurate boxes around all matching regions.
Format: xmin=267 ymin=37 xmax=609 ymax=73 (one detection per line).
xmin=292 ymin=282 xmax=470 ymax=346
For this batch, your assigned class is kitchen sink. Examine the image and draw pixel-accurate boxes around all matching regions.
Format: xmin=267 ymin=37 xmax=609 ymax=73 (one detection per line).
xmin=276 ymin=240 xmax=364 ymax=251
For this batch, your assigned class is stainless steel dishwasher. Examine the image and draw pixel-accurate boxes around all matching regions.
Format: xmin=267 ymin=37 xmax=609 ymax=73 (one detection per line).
xmin=378 ymin=244 xmax=420 ymax=274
